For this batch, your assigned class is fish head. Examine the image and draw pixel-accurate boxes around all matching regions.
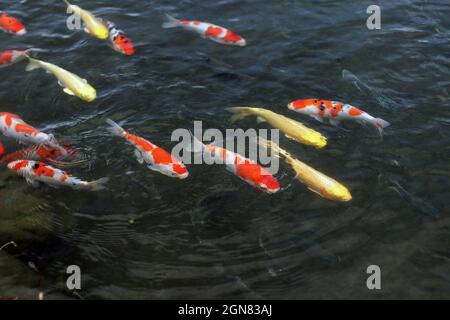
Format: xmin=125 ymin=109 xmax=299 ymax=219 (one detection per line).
xmin=113 ymin=33 xmax=135 ymax=55
xmin=258 ymin=174 xmax=280 ymax=194
xmin=7 ymin=160 xmax=30 ymax=172
xmin=171 ymin=162 xmax=189 ymax=179
xmin=223 ymin=31 xmax=246 ymax=46
xmin=0 ymin=14 xmax=26 ymax=35
xmin=80 ymin=84 xmax=97 ymax=102
xmin=326 ymin=184 xmax=352 ymax=202
xmin=288 ymin=99 xmax=320 ymax=113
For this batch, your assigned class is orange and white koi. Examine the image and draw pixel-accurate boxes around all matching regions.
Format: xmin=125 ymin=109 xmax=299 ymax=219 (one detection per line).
xmin=106 ymin=119 xmax=189 ymax=179
xmin=288 ymin=99 xmax=390 ymax=135
xmin=189 ymin=135 xmax=280 ymax=194
xmin=0 ymin=112 xmax=65 ymax=152
xmin=1 ymin=145 xmax=78 ymax=165
xmin=103 ymin=20 xmax=135 ymax=56
xmin=7 ymin=160 xmax=108 ymax=191
xmin=0 ymin=50 xmax=28 ymax=68
xmin=0 ymin=11 xmax=26 ymax=35
xmin=162 ymin=14 xmax=246 ymax=47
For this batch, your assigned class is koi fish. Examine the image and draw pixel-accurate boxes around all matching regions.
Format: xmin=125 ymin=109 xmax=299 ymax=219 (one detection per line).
xmin=1 ymin=144 xmax=84 ymax=167
xmin=189 ymin=134 xmax=280 ymax=194
xmin=0 ymin=112 xmax=65 ymax=151
xmin=227 ymin=107 xmax=327 ymax=149
xmin=288 ymin=99 xmax=390 ymax=135
xmin=7 ymin=160 xmax=108 ymax=191
xmin=162 ymin=14 xmax=246 ymax=47
xmin=63 ymin=0 xmax=109 ymax=40
xmin=103 ymin=20 xmax=135 ymax=56
xmin=260 ymin=138 xmax=351 ymax=201
xmin=0 ymin=11 xmax=26 ymax=35
xmin=106 ymin=119 xmax=189 ymax=179
xmin=0 ymin=50 xmax=28 ymax=68
xmin=25 ymin=56 xmax=97 ymax=102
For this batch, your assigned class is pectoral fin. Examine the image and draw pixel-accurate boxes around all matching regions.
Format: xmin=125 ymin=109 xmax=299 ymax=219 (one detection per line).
xmin=84 ymin=27 xmax=91 ymax=34
xmin=311 ymin=115 xmax=324 ymax=123
xmin=256 ymin=117 xmax=266 ymax=123
xmin=285 ymin=134 xmax=295 ymax=141
xmin=329 ymin=119 xmax=340 ymax=126
xmin=134 ymin=149 xmax=144 ymax=164
xmin=26 ymin=178 xmax=40 ymax=188
xmin=63 ymin=88 xmax=76 ymax=96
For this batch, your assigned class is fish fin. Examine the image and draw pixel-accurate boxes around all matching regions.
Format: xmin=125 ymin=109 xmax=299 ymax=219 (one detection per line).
xmin=25 ymin=59 xmax=41 ymax=72
xmin=285 ymin=134 xmax=295 ymax=141
xmin=87 ymin=177 xmax=109 ymax=191
xmin=63 ymin=0 xmax=72 ymax=6
xmin=375 ymin=118 xmax=391 ymax=136
xmin=162 ymin=14 xmax=181 ymax=29
xmin=185 ymin=131 xmax=205 ymax=153
xmin=82 ymin=79 xmax=87 ymax=83
xmin=57 ymin=80 xmax=64 ymax=88
xmin=227 ymin=107 xmax=254 ymax=122
xmin=311 ymin=115 xmax=324 ymax=123
xmin=329 ymin=119 xmax=340 ymax=126
xmin=134 ymin=149 xmax=144 ymax=164
xmin=84 ymin=27 xmax=91 ymax=34
xmin=256 ymin=116 xmax=266 ymax=123
xmin=105 ymin=118 xmax=125 ymax=136
xmin=26 ymin=178 xmax=40 ymax=188
xmin=63 ymin=88 xmax=75 ymax=96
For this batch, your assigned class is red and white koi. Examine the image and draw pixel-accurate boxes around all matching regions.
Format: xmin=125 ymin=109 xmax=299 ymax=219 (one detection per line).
xmin=0 ymin=11 xmax=26 ymax=35
xmin=103 ymin=20 xmax=135 ymax=56
xmin=106 ymin=119 xmax=189 ymax=179
xmin=0 ymin=50 xmax=28 ymax=68
xmin=1 ymin=145 xmax=78 ymax=165
xmin=189 ymin=135 xmax=280 ymax=194
xmin=162 ymin=14 xmax=246 ymax=47
xmin=7 ymin=160 xmax=108 ymax=191
xmin=0 ymin=112 xmax=65 ymax=152
xmin=288 ymin=99 xmax=391 ymax=135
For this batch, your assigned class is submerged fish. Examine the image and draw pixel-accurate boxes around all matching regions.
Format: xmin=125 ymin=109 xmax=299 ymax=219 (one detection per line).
xmin=0 ymin=50 xmax=28 ymax=68
xmin=260 ymin=139 xmax=351 ymax=201
xmin=162 ymin=14 xmax=246 ymax=46
xmin=288 ymin=99 xmax=390 ymax=136
xmin=1 ymin=144 xmax=86 ymax=167
xmin=0 ymin=112 xmax=65 ymax=152
xmin=189 ymin=134 xmax=280 ymax=194
xmin=228 ymin=106 xmax=327 ymax=149
xmin=342 ymin=69 xmax=398 ymax=109
xmin=25 ymin=56 xmax=97 ymax=102
xmin=106 ymin=119 xmax=189 ymax=179
xmin=0 ymin=11 xmax=26 ymax=35
xmin=63 ymin=0 xmax=109 ymax=40
xmin=103 ymin=20 xmax=135 ymax=56
xmin=7 ymin=160 xmax=108 ymax=191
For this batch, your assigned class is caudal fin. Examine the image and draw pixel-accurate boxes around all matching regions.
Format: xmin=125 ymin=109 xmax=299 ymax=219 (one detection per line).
xmin=106 ymin=118 xmax=125 ymax=136
xmin=375 ymin=118 xmax=391 ymax=136
xmin=88 ymin=177 xmax=109 ymax=191
xmin=227 ymin=107 xmax=256 ymax=122
xmin=63 ymin=0 xmax=71 ymax=6
xmin=25 ymin=57 xmax=41 ymax=72
xmin=162 ymin=14 xmax=181 ymax=28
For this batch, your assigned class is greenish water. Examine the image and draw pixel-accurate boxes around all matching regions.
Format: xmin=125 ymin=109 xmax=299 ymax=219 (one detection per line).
xmin=0 ymin=0 xmax=449 ymax=299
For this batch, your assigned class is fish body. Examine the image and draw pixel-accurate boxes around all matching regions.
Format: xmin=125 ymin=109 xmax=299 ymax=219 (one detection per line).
xmin=1 ymin=145 xmax=77 ymax=165
xmin=0 ymin=11 xmax=26 ymax=35
xmin=261 ymin=139 xmax=351 ymax=201
xmin=227 ymin=107 xmax=327 ymax=149
xmin=106 ymin=119 xmax=189 ymax=179
xmin=0 ymin=50 xmax=28 ymax=68
xmin=25 ymin=57 xmax=96 ymax=102
xmin=7 ymin=160 xmax=108 ymax=191
xmin=288 ymin=99 xmax=390 ymax=135
xmin=162 ymin=14 xmax=246 ymax=46
xmin=0 ymin=112 xmax=64 ymax=151
xmin=190 ymin=135 xmax=279 ymax=193
xmin=63 ymin=0 xmax=108 ymax=39
xmin=103 ymin=20 xmax=135 ymax=55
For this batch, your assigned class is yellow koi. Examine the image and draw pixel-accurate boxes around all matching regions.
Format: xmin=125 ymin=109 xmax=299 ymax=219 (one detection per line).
xmin=64 ymin=0 xmax=109 ymax=40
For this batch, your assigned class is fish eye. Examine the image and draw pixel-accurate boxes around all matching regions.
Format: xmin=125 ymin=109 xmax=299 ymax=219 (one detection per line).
xmin=34 ymin=163 xmax=40 ymax=169
xmin=319 ymin=105 xmax=325 ymax=111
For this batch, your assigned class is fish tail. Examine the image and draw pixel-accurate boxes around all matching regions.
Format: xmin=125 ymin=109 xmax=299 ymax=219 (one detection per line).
xmin=87 ymin=177 xmax=109 ymax=191
xmin=106 ymin=118 xmax=125 ymax=136
xmin=63 ymin=0 xmax=71 ymax=6
xmin=375 ymin=118 xmax=390 ymax=136
xmin=162 ymin=14 xmax=181 ymax=28
xmin=227 ymin=107 xmax=256 ymax=122
xmin=25 ymin=57 xmax=41 ymax=72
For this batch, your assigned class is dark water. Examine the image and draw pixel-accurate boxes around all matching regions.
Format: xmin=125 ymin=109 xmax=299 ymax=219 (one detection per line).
xmin=0 ymin=0 xmax=449 ymax=299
